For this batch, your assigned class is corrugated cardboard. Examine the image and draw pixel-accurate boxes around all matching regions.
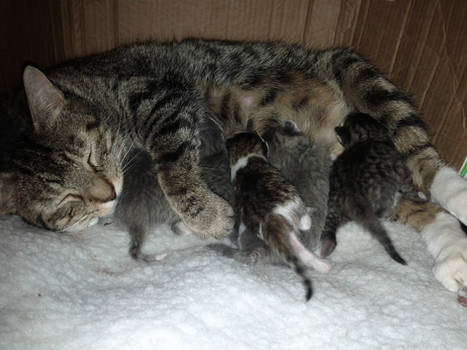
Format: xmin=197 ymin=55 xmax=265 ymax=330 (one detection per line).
xmin=1 ymin=0 xmax=465 ymax=168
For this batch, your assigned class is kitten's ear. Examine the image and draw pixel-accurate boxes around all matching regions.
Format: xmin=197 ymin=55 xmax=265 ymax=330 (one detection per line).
xmin=23 ymin=66 xmax=65 ymax=133
xmin=0 ymin=172 xmax=18 ymax=215
xmin=334 ymin=126 xmax=349 ymax=147
xmin=283 ymin=121 xmax=300 ymax=135
xmin=246 ymin=119 xmax=255 ymax=131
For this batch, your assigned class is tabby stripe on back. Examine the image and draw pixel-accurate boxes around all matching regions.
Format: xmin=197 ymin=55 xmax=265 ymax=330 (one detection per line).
xmin=326 ymin=48 xmax=442 ymax=190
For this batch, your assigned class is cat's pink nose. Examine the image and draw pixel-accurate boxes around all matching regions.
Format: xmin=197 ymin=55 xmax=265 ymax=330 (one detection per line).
xmin=89 ymin=176 xmax=116 ymax=203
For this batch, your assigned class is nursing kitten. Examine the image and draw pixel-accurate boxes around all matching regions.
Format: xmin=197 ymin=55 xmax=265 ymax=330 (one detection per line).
xmin=115 ymin=117 xmax=235 ymax=261
xmin=227 ymin=131 xmax=330 ymax=300
xmin=229 ymin=120 xmax=331 ymax=266
xmin=265 ymin=120 xmax=332 ymax=250
xmin=320 ymin=113 xmax=419 ymax=264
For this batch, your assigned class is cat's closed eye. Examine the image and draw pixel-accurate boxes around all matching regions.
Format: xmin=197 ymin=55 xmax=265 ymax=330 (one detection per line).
xmin=57 ymin=193 xmax=83 ymax=207
xmin=87 ymin=149 xmax=102 ymax=172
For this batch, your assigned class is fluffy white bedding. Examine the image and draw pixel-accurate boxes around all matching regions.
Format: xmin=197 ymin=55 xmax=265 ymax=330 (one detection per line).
xmin=1 ymin=215 xmax=466 ymax=350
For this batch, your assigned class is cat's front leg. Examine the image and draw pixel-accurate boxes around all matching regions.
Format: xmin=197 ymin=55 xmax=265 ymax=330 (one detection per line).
xmin=389 ymin=199 xmax=467 ymax=292
xmin=431 ymin=167 xmax=467 ymax=225
xmin=422 ymin=212 xmax=467 ymax=292
xmin=157 ymin=153 xmax=234 ymax=239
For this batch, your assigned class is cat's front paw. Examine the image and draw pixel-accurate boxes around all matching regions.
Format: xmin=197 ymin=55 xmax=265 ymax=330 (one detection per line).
xmin=184 ymin=194 xmax=235 ymax=239
xmin=433 ymin=240 xmax=467 ymax=292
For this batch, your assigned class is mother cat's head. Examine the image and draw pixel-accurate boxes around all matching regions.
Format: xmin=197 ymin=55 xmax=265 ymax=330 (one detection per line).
xmin=0 ymin=67 xmax=123 ymax=231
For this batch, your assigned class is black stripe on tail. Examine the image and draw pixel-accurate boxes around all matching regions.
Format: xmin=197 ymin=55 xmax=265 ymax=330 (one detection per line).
xmin=287 ymin=254 xmax=313 ymax=301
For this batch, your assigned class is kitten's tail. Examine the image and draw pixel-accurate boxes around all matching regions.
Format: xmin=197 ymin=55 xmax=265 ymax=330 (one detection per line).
xmin=262 ymin=213 xmax=331 ymax=301
xmin=361 ymin=217 xmax=407 ymax=265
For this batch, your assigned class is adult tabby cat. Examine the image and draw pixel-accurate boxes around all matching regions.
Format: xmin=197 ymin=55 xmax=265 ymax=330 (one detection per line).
xmin=0 ymin=39 xmax=466 ymax=292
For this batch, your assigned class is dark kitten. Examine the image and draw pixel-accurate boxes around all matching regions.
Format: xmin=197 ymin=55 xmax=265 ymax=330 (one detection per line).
xmin=320 ymin=112 xmax=418 ymax=264
xmin=227 ymin=131 xmax=330 ymax=300
xmin=114 ymin=117 xmax=235 ymax=261
xmin=113 ymin=148 xmax=179 ymax=261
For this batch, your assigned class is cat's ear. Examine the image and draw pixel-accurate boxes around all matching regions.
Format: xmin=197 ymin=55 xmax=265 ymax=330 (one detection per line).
xmin=23 ymin=66 xmax=65 ymax=133
xmin=0 ymin=172 xmax=18 ymax=215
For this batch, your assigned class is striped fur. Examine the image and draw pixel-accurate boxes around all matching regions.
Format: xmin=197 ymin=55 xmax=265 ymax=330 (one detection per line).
xmin=227 ymin=132 xmax=330 ymax=300
xmin=0 ymin=39 xmax=462 ymax=258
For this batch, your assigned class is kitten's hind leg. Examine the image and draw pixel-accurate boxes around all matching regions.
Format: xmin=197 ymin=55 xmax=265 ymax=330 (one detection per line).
xmin=128 ymin=225 xmax=167 ymax=262
xmin=129 ymin=224 xmax=145 ymax=260
xmin=319 ymin=209 xmax=341 ymax=258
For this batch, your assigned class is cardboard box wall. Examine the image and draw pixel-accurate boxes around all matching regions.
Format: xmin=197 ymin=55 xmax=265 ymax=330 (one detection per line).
xmin=1 ymin=0 xmax=466 ymax=169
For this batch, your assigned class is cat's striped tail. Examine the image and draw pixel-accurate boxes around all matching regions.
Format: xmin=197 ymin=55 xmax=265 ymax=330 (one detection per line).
xmin=321 ymin=48 xmax=443 ymax=196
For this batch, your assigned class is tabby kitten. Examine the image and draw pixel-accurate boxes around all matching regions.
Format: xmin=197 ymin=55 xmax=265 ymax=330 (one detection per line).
xmin=227 ymin=131 xmax=330 ymax=300
xmin=320 ymin=113 xmax=418 ymax=264
xmin=229 ymin=120 xmax=332 ymax=266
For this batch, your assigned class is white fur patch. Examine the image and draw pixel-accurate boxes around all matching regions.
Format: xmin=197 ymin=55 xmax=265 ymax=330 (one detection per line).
xmin=273 ymin=198 xmax=301 ymax=226
xmin=288 ymin=232 xmax=331 ymax=273
xmin=230 ymin=154 xmax=267 ymax=181
xmin=421 ymin=211 xmax=467 ymax=292
xmin=431 ymin=166 xmax=467 ymax=225
xmin=299 ymin=214 xmax=312 ymax=231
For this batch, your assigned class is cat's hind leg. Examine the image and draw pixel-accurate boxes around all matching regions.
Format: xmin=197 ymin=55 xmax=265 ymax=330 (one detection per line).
xmin=431 ymin=167 xmax=467 ymax=226
xmin=389 ymin=198 xmax=467 ymax=292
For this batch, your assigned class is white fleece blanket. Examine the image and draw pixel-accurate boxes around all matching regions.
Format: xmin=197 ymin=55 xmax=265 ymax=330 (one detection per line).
xmin=1 ymin=215 xmax=466 ymax=350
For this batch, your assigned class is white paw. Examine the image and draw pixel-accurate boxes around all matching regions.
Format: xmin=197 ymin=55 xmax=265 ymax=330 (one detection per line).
xmin=431 ymin=167 xmax=467 ymax=225
xmin=172 ymin=221 xmax=194 ymax=236
xmin=445 ymin=189 xmax=467 ymax=225
xmin=433 ymin=240 xmax=467 ymax=292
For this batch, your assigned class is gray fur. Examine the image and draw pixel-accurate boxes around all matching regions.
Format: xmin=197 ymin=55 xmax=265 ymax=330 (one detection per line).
xmin=0 ymin=39 xmax=437 ymax=249
xmin=226 ymin=121 xmax=332 ymax=266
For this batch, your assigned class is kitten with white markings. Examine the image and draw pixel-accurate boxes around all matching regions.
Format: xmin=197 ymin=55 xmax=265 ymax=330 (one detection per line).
xmin=226 ymin=131 xmax=330 ymax=300
xmin=224 ymin=119 xmax=332 ymax=270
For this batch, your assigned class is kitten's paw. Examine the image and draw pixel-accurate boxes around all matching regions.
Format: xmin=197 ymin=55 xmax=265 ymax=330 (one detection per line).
xmin=433 ymin=240 xmax=467 ymax=292
xmin=184 ymin=193 xmax=235 ymax=239
xmin=172 ymin=221 xmax=194 ymax=236
xmin=233 ymin=247 xmax=268 ymax=265
xmin=307 ymin=255 xmax=332 ymax=274
xmin=139 ymin=252 xmax=168 ymax=263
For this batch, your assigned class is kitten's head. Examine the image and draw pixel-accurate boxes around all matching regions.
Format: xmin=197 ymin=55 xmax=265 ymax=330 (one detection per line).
xmin=335 ymin=112 xmax=389 ymax=147
xmin=262 ymin=120 xmax=306 ymax=154
xmin=226 ymin=132 xmax=268 ymax=164
xmin=0 ymin=66 xmax=124 ymax=232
